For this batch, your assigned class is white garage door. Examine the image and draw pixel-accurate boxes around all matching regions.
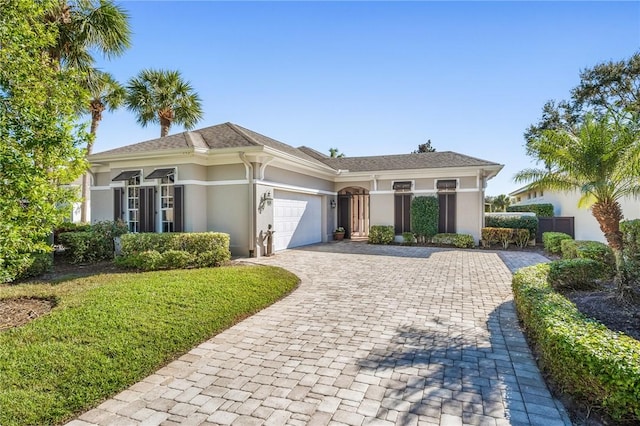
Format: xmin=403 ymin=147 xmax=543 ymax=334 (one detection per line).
xmin=273 ymin=190 xmax=322 ymax=251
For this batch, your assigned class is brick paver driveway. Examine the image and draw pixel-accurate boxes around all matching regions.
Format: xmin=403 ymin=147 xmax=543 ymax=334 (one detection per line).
xmin=70 ymin=243 xmax=570 ymax=426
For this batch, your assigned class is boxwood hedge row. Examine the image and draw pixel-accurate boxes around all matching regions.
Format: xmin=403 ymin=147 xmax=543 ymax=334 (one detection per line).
xmin=512 ymin=263 xmax=640 ymax=422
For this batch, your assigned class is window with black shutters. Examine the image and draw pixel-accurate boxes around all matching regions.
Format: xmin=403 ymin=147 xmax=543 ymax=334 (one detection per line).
xmin=394 ymin=193 xmax=412 ymax=234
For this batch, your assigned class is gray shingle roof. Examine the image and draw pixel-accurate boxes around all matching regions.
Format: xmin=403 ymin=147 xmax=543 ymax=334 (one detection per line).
xmin=317 ymin=151 xmax=501 ymax=172
xmin=91 ymin=122 xmax=501 ymax=173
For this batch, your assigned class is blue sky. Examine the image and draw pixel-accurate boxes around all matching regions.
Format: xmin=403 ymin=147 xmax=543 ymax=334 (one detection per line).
xmin=92 ymin=1 xmax=640 ymax=196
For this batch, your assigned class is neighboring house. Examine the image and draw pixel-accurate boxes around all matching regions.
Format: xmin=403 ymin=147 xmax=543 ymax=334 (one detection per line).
xmin=89 ymin=122 xmax=503 ymax=256
xmin=509 ymin=185 xmax=640 ymax=242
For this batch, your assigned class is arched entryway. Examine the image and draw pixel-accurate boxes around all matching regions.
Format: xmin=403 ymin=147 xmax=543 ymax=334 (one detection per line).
xmin=337 ymin=187 xmax=370 ymax=239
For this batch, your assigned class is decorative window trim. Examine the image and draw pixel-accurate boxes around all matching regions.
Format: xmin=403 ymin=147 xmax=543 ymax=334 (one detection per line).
xmin=436 ymin=179 xmax=458 ymax=191
xmin=392 ymin=180 xmax=413 ymax=191
xmin=145 ymin=168 xmax=176 ymax=180
xmin=112 ymin=170 xmax=141 ymax=182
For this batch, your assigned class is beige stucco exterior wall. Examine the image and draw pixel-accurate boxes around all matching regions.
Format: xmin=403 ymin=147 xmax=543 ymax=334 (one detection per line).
xmin=456 ymin=191 xmax=482 ymax=242
xmin=177 ymin=164 xmax=207 ymax=181
xmin=207 ymin=164 xmax=246 ymax=181
xmin=183 ymin=185 xmax=207 ymax=232
xmin=207 ymin=184 xmax=250 ymax=256
xmin=369 ymin=193 xmax=394 ymax=226
xmin=265 ymin=167 xmax=334 ymax=192
xmin=90 ymin=188 xmax=113 ymax=223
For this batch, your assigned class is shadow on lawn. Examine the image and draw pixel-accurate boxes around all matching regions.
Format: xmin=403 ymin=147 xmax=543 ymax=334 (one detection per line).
xmin=355 ymin=301 xmax=563 ymax=425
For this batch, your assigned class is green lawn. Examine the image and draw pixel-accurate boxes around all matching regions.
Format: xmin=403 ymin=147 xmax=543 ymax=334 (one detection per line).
xmin=0 ymin=265 xmax=298 ymax=426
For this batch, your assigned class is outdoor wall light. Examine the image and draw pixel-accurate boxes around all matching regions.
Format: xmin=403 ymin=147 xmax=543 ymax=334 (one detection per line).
xmin=258 ymin=190 xmax=273 ymax=214
xmin=330 ymin=199 xmax=336 ymax=209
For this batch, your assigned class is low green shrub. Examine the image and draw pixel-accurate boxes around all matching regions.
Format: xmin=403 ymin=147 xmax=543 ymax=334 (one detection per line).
xmin=548 ymin=258 xmax=604 ymax=290
xmin=159 ymin=250 xmax=195 ymax=269
xmin=513 ymin=228 xmax=530 ymax=248
xmin=485 ymin=215 xmax=538 ymax=239
xmin=53 ymin=222 xmax=90 ymax=245
xmin=16 ymin=252 xmax=53 ymax=280
xmin=58 ymin=220 xmax=128 ymax=264
xmin=431 ymin=233 xmax=474 ymax=248
xmin=117 ymin=232 xmax=231 ymax=270
xmin=513 ymin=263 xmax=640 ymax=421
xmin=542 ymin=232 xmax=573 ymax=254
xmin=621 ymin=220 xmax=640 ymax=283
xmin=481 ymin=227 xmax=529 ymax=249
xmin=562 ymin=240 xmax=615 ymax=278
xmin=368 ymin=225 xmax=394 ymax=245
xmin=402 ymin=232 xmax=415 ymax=245
xmin=507 ymin=203 xmax=554 ymax=217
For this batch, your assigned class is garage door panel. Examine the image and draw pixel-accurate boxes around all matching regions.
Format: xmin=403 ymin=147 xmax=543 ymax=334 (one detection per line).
xmin=273 ymin=190 xmax=322 ymax=251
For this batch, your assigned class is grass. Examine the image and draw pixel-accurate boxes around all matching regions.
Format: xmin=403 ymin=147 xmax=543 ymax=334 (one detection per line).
xmin=0 ymin=265 xmax=298 ymax=426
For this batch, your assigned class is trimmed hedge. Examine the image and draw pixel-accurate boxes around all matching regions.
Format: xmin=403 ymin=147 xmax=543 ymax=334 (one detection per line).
xmin=402 ymin=232 xmax=415 ymax=245
xmin=117 ymin=232 xmax=231 ymax=271
xmin=58 ymin=221 xmax=128 ymax=264
xmin=507 ymin=203 xmax=554 ymax=217
xmin=542 ymin=232 xmax=573 ymax=254
xmin=368 ymin=225 xmax=394 ymax=245
xmin=481 ymin=227 xmax=530 ymax=249
xmin=512 ymin=263 xmax=640 ymax=422
xmin=431 ymin=233 xmax=474 ymax=248
xmin=561 ymin=240 xmax=615 ymax=278
xmin=411 ymin=196 xmax=438 ymax=243
xmin=485 ymin=215 xmax=538 ymax=240
xmin=548 ymin=258 xmax=604 ymax=290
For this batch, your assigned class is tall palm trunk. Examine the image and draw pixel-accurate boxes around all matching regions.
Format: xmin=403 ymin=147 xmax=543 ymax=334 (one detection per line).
xmin=591 ymin=200 xmax=633 ymax=300
xmin=159 ymin=109 xmax=174 ymax=137
xmin=80 ymin=101 xmax=104 ymax=222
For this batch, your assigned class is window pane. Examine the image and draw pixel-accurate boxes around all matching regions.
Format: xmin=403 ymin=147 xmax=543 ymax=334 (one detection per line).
xmin=162 ymin=209 xmax=174 ymax=222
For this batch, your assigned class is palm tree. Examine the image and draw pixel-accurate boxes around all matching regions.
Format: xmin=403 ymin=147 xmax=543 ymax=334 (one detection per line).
xmin=491 ymin=194 xmax=510 ymax=212
xmin=45 ymin=0 xmax=131 ymax=70
xmin=125 ymin=69 xmax=203 ymax=137
xmin=79 ymin=69 xmax=125 ymax=222
xmin=514 ymin=114 xmax=640 ymax=298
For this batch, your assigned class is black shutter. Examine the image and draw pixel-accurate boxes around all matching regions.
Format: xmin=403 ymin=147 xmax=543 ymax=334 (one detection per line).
xmin=403 ymin=195 xmax=411 ymax=233
xmin=395 ymin=194 xmax=412 ymax=234
xmin=438 ymin=193 xmax=456 ymax=233
xmin=113 ymin=188 xmax=123 ymax=221
xmin=139 ymin=187 xmax=156 ymax=233
xmin=394 ymin=195 xmax=403 ymax=234
xmin=174 ymin=185 xmax=184 ymax=232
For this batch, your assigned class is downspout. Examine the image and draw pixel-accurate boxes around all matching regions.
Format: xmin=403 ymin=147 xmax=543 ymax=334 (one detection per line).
xmin=239 ymin=152 xmax=256 ymax=257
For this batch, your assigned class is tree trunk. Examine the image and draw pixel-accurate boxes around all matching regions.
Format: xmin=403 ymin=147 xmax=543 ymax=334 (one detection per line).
xmin=591 ymin=200 xmax=634 ymax=301
xmin=159 ymin=110 xmax=173 ymax=137
xmin=80 ymin=110 xmax=101 ymax=223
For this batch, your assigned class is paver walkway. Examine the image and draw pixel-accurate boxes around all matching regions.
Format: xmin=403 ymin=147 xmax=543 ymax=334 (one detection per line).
xmin=69 ymin=243 xmax=571 ymax=426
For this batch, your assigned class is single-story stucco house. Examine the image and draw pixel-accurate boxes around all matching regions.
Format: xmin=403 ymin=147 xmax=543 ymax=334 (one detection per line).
xmin=89 ymin=122 xmax=503 ymax=256
xmin=509 ymin=185 xmax=640 ymax=242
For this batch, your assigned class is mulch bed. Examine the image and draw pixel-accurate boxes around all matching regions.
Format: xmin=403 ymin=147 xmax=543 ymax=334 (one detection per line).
xmin=0 ymin=298 xmax=55 ymax=331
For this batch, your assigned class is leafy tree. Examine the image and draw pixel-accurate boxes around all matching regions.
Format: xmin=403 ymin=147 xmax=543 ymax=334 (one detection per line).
xmin=329 ymin=148 xmax=345 ymax=158
xmin=126 ymin=69 xmax=204 ymax=137
xmin=0 ymin=0 xmax=89 ymax=282
xmin=526 ymin=52 xmax=640 ymax=151
xmin=45 ymin=0 xmax=131 ymax=71
xmin=515 ymin=114 xmax=640 ymax=300
xmin=572 ymin=53 xmax=640 ymax=117
xmin=79 ymin=69 xmax=125 ymax=222
xmin=413 ymin=139 xmax=436 ymax=153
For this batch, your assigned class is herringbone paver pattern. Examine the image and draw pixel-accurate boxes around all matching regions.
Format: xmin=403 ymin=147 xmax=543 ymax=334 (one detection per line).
xmin=67 ymin=243 xmax=570 ymax=426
